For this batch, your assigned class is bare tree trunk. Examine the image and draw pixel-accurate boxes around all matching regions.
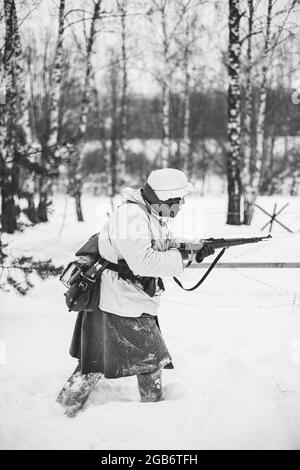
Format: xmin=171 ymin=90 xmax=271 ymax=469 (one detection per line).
xmin=104 ymin=46 xmax=120 ymax=202
xmin=110 ymin=56 xmax=119 ymax=199
xmin=105 ymin=141 xmax=113 ymax=199
xmin=37 ymin=183 xmax=49 ymax=222
xmin=161 ymin=81 xmax=170 ymax=168
xmin=38 ymin=0 xmax=65 ymax=222
xmin=1 ymin=173 xmax=19 ymax=234
xmin=243 ymin=0 xmax=273 ymax=224
xmin=270 ymin=135 xmax=275 ymax=171
xmin=182 ymin=15 xmax=192 ymax=175
xmin=160 ymin=3 xmax=170 ymax=168
xmin=290 ymin=169 xmax=300 ymax=196
xmin=75 ymin=189 xmax=84 ymax=222
xmin=226 ymin=0 xmax=242 ymax=225
xmin=79 ymin=0 xmax=102 ymax=138
xmin=1 ymin=0 xmax=21 ymax=233
xmin=241 ymin=0 xmax=254 ymax=224
xmin=18 ymin=31 xmax=39 ymax=223
xmin=68 ymin=0 xmax=102 ymax=222
xmin=182 ymin=85 xmax=191 ymax=174
xmin=117 ymin=0 xmax=128 ymax=186
xmin=49 ymin=0 xmax=65 ymax=146
xmin=150 ymin=0 xmax=193 ymax=168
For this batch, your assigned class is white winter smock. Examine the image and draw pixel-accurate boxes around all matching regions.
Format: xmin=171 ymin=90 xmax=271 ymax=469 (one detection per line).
xmin=98 ymin=188 xmax=184 ymax=317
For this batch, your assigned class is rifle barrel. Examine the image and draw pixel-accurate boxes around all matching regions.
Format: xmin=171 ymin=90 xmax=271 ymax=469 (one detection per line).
xmin=181 ymin=235 xmax=272 ymax=252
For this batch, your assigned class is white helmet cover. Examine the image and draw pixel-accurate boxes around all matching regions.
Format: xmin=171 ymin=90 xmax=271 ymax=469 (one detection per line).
xmin=147 ymin=168 xmax=193 ymax=201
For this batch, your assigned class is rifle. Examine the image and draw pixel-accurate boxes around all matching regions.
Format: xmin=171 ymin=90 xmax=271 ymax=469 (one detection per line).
xmin=177 ymin=234 xmax=272 ymax=257
xmin=173 ymin=234 xmax=272 ymax=291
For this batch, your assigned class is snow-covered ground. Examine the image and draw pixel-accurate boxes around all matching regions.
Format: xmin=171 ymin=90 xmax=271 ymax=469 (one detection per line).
xmin=0 ymin=193 xmax=300 ymax=450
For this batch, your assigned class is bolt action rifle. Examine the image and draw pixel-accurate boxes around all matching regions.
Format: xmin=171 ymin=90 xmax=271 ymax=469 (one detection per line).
xmin=174 ymin=234 xmax=272 ymax=291
xmin=177 ymin=234 xmax=272 ymax=262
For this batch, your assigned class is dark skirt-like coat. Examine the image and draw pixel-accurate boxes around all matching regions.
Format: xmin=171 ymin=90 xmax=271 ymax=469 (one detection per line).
xmin=69 ymin=308 xmax=174 ymax=377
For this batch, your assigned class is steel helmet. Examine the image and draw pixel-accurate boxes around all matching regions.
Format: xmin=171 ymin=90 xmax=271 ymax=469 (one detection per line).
xmin=146 ymin=168 xmax=193 ymax=201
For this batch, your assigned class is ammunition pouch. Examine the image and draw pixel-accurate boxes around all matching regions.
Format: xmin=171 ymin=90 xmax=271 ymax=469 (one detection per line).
xmin=60 ymin=233 xmax=165 ymax=312
xmin=64 ymin=276 xmax=101 ymax=312
xmin=61 ymin=260 xmax=107 ymax=312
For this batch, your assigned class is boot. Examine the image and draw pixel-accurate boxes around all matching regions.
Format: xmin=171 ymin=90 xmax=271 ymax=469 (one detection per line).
xmin=137 ymin=369 xmax=163 ymax=402
xmin=57 ymin=365 xmax=102 ymax=417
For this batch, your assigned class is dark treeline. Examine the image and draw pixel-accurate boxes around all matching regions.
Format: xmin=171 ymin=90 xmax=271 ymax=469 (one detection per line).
xmin=52 ymin=84 xmax=299 ymax=196
xmin=53 ymin=87 xmax=299 ymax=143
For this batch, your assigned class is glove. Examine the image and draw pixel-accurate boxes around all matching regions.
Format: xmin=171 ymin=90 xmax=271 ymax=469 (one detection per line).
xmin=180 ymin=249 xmax=193 ymax=261
xmin=178 ymin=240 xmax=204 ymax=266
xmin=195 ymin=245 xmax=215 ymax=263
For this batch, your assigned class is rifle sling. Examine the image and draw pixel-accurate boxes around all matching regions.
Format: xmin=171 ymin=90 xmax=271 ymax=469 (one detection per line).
xmin=95 ymin=255 xmax=150 ymax=285
xmin=96 ymin=249 xmax=226 ymax=291
xmin=173 ymin=248 xmax=226 ymax=292
xmin=97 ymin=256 xmax=120 ymax=277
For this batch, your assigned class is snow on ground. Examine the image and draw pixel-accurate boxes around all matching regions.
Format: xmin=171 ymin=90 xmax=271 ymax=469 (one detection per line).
xmin=0 ymin=193 xmax=300 ymax=450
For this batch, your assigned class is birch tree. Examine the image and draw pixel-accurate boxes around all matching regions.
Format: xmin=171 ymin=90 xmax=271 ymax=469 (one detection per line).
xmin=18 ymin=34 xmax=41 ymax=224
xmin=104 ymin=48 xmax=119 ymax=202
xmin=227 ymin=0 xmax=242 ymax=225
xmin=241 ymin=0 xmax=254 ymax=224
xmin=49 ymin=0 xmax=65 ymax=147
xmin=37 ymin=0 xmax=65 ymax=222
xmin=148 ymin=1 xmax=178 ymax=167
xmin=180 ymin=2 xmax=198 ymax=175
xmin=79 ymin=0 xmax=102 ymax=140
xmin=68 ymin=0 xmax=102 ymax=222
xmin=243 ymin=0 xmax=273 ymax=225
xmin=182 ymin=28 xmax=191 ymax=175
xmin=147 ymin=0 xmax=170 ymax=167
xmin=116 ymin=0 xmax=128 ymax=187
xmin=148 ymin=0 xmax=194 ymax=167
xmin=159 ymin=1 xmax=170 ymax=168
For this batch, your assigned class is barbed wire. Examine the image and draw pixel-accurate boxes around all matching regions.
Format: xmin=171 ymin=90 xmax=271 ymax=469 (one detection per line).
xmin=165 ymin=247 xmax=300 ymax=310
xmin=231 ymin=267 xmax=300 ymax=300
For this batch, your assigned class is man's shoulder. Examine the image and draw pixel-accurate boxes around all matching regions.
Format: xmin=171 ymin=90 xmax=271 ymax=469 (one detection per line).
xmin=111 ymin=201 xmax=152 ymax=240
xmin=116 ymin=201 xmax=150 ymax=219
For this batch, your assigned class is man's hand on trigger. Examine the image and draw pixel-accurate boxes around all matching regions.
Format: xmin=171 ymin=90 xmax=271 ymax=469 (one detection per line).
xmin=178 ymin=239 xmax=204 ymax=265
xmin=195 ymin=245 xmax=215 ymax=263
